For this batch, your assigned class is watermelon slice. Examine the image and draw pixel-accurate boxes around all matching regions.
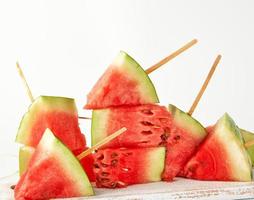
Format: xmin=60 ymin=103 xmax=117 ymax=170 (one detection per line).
xmin=19 ymin=146 xmax=96 ymax=182
xmin=241 ymin=129 xmax=254 ymax=166
xmin=15 ymin=129 xmax=94 ymax=199
xmin=93 ymin=147 xmax=165 ymax=188
xmin=84 ymin=51 xmax=159 ymax=109
xmin=183 ymin=113 xmax=252 ymax=181
xmin=91 ymin=104 xmax=172 ymax=148
xmin=16 ymin=96 xmax=86 ymax=151
xmin=19 ymin=146 xmax=35 ymax=176
xmin=162 ymin=104 xmax=207 ymax=181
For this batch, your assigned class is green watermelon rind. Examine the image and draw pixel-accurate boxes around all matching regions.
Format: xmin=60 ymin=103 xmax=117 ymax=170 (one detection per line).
xmin=147 ymin=147 xmax=166 ymax=181
xmin=168 ymin=104 xmax=207 ymax=140
xmin=240 ymin=128 xmax=254 ymax=167
xmin=40 ymin=129 xmax=94 ymax=196
xmin=15 ymin=96 xmax=77 ymax=145
xmin=113 ymin=51 xmax=159 ymax=104
xmin=91 ymin=109 xmax=110 ymax=146
xmin=19 ymin=146 xmax=35 ymax=176
xmin=215 ymin=113 xmax=252 ymax=181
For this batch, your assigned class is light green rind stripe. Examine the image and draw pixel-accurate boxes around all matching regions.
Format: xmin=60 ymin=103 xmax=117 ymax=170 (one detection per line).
xmin=113 ymin=51 xmax=159 ymax=103
xmin=240 ymin=128 xmax=254 ymax=167
xmin=19 ymin=146 xmax=35 ymax=176
xmin=91 ymin=109 xmax=110 ymax=146
xmin=147 ymin=147 xmax=165 ymax=181
xmin=215 ymin=113 xmax=252 ymax=181
xmin=168 ymin=104 xmax=207 ymax=140
xmin=40 ymin=129 xmax=94 ymax=196
xmin=15 ymin=96 xmax=77 ymax=145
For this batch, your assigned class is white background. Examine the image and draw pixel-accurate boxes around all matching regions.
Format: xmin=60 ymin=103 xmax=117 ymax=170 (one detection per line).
xmin=0 ymin=0 xmax=254 ymax=174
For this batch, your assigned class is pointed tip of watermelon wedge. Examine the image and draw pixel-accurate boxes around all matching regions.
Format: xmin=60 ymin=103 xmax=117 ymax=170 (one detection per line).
xmin=168 ymin=104 xmax=207 ymax=140
xmin=216 ymin=113 xmax=244 ymax=143
xmin=15 ymin=129 xmax=94 ymax=200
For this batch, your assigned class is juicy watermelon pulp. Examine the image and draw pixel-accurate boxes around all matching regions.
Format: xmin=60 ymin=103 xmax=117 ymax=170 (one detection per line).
xmin=183 ymin=114 xmax=252 ymax=181
xmin=92 ymin=104 xmax=172 ymax=148
xmin=84 ymin=51 xmax=159 ymax=109
xmin=93 ymin=147 xmax=165 ymax=188
xmin=16 ymin=96 xmax=86 ymax=151
xmin=15 ymin=129 xmax=94 ymax=200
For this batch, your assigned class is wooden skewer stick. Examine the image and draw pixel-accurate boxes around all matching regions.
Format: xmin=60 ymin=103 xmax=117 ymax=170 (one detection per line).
xmin=77 ymin=127 xmax=127 ymax=160
xmin=188 ymin=55 xmax=222 ymax=116
xmin=16 ymin=62 xmax=35 ymax=102
xmin=16 ymin=62 xmax=90 ymax=120
xmin=145 ymin=39 xmax=198 ymax=74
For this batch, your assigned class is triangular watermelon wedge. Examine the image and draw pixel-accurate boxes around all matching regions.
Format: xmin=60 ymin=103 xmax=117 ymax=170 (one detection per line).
xmin=19 ymin=146 xmax=96 ymax=182
xmin=162 ymin=104 xmax=207 ymax=181
xmin=84 ymin=51 xmax=159 ymax=109
xmin=16 ymin=96 xmax=86 ymax=151
xmin=15 ymin=129 xmax=94 ymax=199
xmin=183 ymin=113 xmax=252 ymax=181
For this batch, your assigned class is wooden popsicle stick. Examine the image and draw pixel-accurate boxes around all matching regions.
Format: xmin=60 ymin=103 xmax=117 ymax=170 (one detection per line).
xmin=188 ymin=55 xmax=222 ymax=116
xmin=77 ymin=127 xmax=127 ymax=160
xmin=16 ymin=62 xmax=35 ymax=102
xmin=16 ymin=62 xmax=90 ymax=120
xmin=145 ymin=39 xmax=198 ymax=74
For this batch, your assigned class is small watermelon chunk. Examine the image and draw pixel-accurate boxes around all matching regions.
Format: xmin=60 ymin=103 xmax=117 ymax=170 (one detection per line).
xmin=19 ymin=146 xmax=34 ymax=176
xmin=183 ymin=113 xmax=252 ymax=181
xmin=162 ymin=104 xmax=207 ymax=181
xmin=241 ymin=129 xmax=254 ymax=167
xmin=15 ymin=129 xmax=94 ymax=200
xmin=16 ymin=96 xmax=86 ymax=151
xmin=91 ymin=104 xmax=171 ymax=148
xmin=85 ymin=51 xmax=159 ymax=109
xmin=93 ymin=147 xmax=165 ymax=188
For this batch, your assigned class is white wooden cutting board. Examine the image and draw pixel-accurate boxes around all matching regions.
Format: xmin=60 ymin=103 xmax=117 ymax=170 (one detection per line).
xmin=1 ymin=174 xmax=254 ymax=200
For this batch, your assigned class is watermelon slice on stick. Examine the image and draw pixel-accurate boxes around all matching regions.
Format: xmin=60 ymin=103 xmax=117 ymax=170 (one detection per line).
xmin=14 ymin=129 xmax=94 ymax=200
xmin=183 ymin=113 xmax=252 ymax=181
xmin=18 ymin=127 xmax=126 ymax=182
xmin=93 ymin=147 xmax=166 ymax=188
xmin=162 ymin=104 xmax=207 ymax=180
xmin=85 ymin=39 xmax=198 ymax=109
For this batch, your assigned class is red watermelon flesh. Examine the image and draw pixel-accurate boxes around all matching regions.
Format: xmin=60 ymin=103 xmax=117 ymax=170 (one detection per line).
xmin=19 ymin=145 xmax=95 ymax=182
xmin=91 ymin=104 xmax=172 ymax=149
xmin=16 ymin=96 xmax=86 ymax=151
xmin=85 ymin=51 xmax=159 ymax=109
xmin=93 ymin=147 xmax=165 ymax=188
xmin=73 ymin=148 xmax=95 ymax=182
xmin=15 ymin=129 xmax=94 ymax=200
xmin=183 ymin=113 xmax=252 ymax=181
